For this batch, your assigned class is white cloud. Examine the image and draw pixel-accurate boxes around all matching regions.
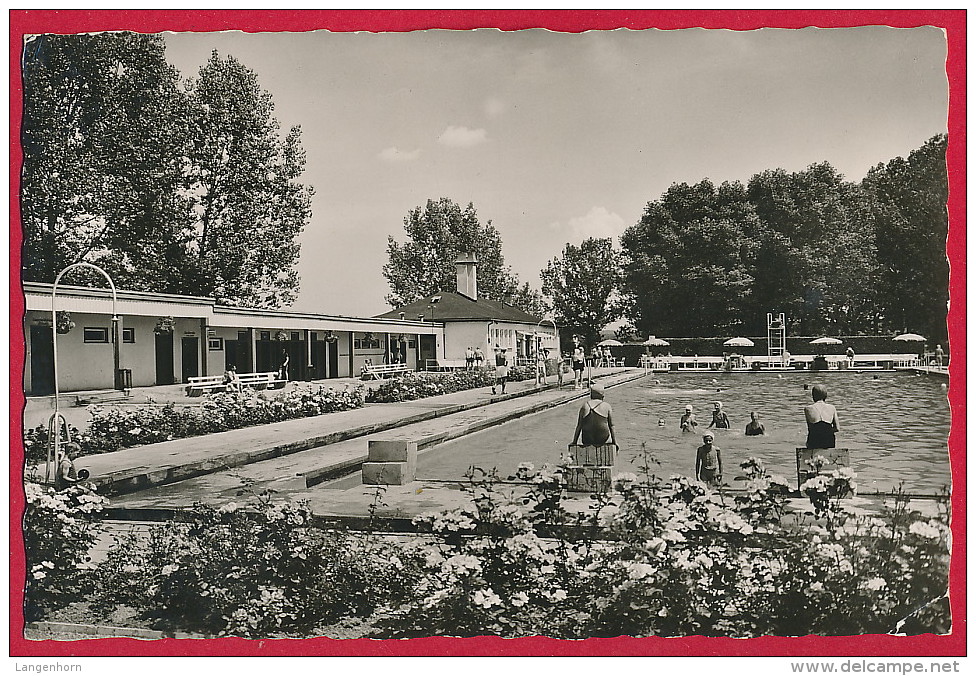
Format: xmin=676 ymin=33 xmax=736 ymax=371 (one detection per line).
xmin=437 ymin=125 xmax=488 ymax=148
xmin=378 ymin=146 xmax=421 ymax=162
xmin=552 ymin=206 xmax=627 ymax=243
xmin=485 ymin=97 xmax=507 ymax=118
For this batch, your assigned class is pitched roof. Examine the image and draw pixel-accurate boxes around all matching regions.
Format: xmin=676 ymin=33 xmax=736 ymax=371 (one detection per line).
xmin=375 ymin=291 xmax=543 ymax=324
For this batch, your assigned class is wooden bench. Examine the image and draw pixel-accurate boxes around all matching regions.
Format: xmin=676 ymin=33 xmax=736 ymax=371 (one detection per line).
xmin=424 ymin=359 xmax=467 ymax=372
xmin=362 ymin=363 xmax=412 ymax=380
xmin=237 ymin=372 xmax=287 ymax=390
xmin=185 ymin=371 xmax=285 ymax=396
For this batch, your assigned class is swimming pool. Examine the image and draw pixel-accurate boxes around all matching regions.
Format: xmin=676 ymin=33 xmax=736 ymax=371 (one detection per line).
xmin=410 ymin=371 xmax=951 ymax=495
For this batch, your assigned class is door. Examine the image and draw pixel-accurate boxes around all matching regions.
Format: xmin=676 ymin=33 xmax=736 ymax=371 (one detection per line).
xmin=419 ymin=335 xmax=436 ymax=369
xmin=181 ymin=337 xmax=199 ymax=382
xmin=154 ymin=331 xmax=175 ymax=385
xmin=236 ymin=331 xmax=252 ymax=374
xmin=327 ymin=340 xmax=339 ymax=378
xmin=224 ymin=339 xmax=238 ymax=372
xmin=29 ymin=325 xmax=55 ymax=395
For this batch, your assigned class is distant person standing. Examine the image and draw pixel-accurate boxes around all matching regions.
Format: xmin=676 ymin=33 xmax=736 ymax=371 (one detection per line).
xmin=536 ymin=349 xmax=548 ymax=384
xmin=935 ymin=344 xmax=945 ymax=367
xmin=572 ymin=344 xmax=586 ymax=389
xmin=279 ymin=350 xmax=290 ymax=381
xmin=492 ymin=348 xmax=509 ymax=395
xmin=846 ymin=346 xmax=855 ymax=367
xmin=465 ymin=346 xmax=475 ymax=370
xmin=745 ymin=411 xmax=765 ymax=436
xmin=474 ymin=347 xmax=485 ymax=368
xmin=804 ymin=384 xmax=839 ymax=449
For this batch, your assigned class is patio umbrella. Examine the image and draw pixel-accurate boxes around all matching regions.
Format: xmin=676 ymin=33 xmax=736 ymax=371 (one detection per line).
xmin=810 ymin=337 xmax=843 ymax=345
xmin=893 ymin=333 xmax=926 ymax=342
xmin=597 ymin=339 xmax=623 ymax=346
xmin=643 ymin=337 xmax=670 ymax=347
xmin=723 ymin=337 xmax=755 ymax=347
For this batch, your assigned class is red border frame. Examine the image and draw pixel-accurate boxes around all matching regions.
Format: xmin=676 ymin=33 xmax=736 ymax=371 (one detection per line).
xmin=9 ymin=10 xmax=966 ymax=657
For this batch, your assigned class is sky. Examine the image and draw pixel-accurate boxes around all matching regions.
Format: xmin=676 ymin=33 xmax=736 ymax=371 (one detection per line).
xmin=162 ymin=26 xmax=948 ymax=317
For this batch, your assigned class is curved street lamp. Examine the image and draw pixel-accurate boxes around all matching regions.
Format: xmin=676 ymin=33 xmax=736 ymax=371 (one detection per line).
xmin=535 ymin=318 xmax=558 ymax=386
xmin=47 ymin=263 xmax=120 ymax=483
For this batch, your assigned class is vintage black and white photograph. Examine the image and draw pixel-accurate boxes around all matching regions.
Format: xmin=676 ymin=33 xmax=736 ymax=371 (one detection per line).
xmin=15 ymin=12 xmax=958 ymax=650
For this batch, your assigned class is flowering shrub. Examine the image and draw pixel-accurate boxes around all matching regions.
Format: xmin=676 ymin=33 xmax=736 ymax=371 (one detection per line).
xmin=366 ymin=366 xmax=540 ymax=403
xmin=24 ymin=385 xmax=365 ymax=458
xmin=61 ymin=456 xmax=948 ymax=638
xmin=93 ymin=498 xmax=410 ymax=637
xmin=23 ymin=481 xmax=108 ymax=621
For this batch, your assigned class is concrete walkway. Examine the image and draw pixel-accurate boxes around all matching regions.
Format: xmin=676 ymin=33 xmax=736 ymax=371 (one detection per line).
xmin=59 ymin=368 xmax=636 ymax=498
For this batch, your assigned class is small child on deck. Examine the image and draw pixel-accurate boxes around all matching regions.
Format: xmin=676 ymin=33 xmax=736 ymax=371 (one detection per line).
xmin=696 ymin=431 xmax=723 ymax=487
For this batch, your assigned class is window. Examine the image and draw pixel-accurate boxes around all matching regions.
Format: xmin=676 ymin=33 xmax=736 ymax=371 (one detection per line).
xmin=122 ymin=328 xmax=135 ymax=343
xmin=260 ymin=331 xmax=271 ymax=341
xmin=83 ymin=327 xmax=109 ymax=343
xmin=208 ymin=337 xmax=224 ymax=351
xmin=353 ymin=335 xmax=381 ymax=350
xmin=406 ymin=339 xmax=416 ymax=348
xmin=291 ymin=331 xmax=300 ymax=341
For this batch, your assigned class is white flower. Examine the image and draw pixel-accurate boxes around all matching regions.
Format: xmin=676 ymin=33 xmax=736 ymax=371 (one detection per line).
xmin=511 ymin=591 xmax=529 ymax=607
xmin=473 ymin=589 xmax=501 ymax=608
xmin=161 ymin=564 xmax=180 ymax=576
xmin=909 ymin=521 xmax=943 ymax=540
xmin=551 ymin=589 xmax=568 ymax=602
xmin=626 ymin=562 xmax=657 ymax=579
xmin=808 ymin=582 xmax=824 ymax=593
xmin=864 ymin=577 xmax=887 ymax=591
xmin=128 ymin=428 xmax=142 ymax=436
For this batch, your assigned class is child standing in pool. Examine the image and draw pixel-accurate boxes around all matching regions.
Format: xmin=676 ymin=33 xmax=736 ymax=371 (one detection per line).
xmin=696 ymin=431 xmax=723 ymax=487
xmin=708 ymin=401 xmax=730 ymax=429
xmin=680 ymin=404 xmax=698 ymax=433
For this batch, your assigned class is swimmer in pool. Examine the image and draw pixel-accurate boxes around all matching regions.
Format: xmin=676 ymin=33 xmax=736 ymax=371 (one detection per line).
xmin=708 ymin=401 xmax=730 ymax=429
xmin=572 ymin=385 xmax=616 ymax=447
xmin=804 ymin=384 xmax=839 ymax=449
xmin=680 ymin=404 xmax=698 ymax=433
xmin=744 ymin=411 xmax=765 ymax=436
xmin=696 ymin=431 xmax=723 ymax=487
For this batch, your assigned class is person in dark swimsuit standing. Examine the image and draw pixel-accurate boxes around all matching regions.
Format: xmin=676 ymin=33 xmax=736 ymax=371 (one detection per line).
xmin=804 ymin=384 xmax=839 ymax=449
xmin=572 ymin=385 xmax=616 ymax=446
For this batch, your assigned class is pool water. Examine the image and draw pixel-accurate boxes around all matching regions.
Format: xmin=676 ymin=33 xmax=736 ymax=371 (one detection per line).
xmin=414 ymin=372 xmax=952 ymax=495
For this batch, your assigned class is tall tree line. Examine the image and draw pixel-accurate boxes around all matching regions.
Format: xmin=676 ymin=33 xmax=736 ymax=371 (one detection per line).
xmin=20 ymin=33 xmax=312 ymax=308
xmin=616 ymin=134 xmax=948 ymax=343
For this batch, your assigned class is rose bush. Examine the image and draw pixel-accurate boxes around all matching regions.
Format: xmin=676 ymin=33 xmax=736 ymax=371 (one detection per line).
xmin=35 ymin=455 xmax=947 ymax=638
xmin=23 ymin=481 xmax=108 ymax=621
xmin=366 ymin=366 xmax=536 ymax=404
xmin=23 ymin=385 xmax=365 ymax=458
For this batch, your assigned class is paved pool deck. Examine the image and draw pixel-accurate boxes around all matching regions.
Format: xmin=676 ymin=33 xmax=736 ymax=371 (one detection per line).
xmin=47 ymin=367 xmax=636 ymax=501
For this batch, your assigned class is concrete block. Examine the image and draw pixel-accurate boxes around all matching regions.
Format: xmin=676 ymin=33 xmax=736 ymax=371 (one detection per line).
xmin=368 ymin=440 xmax=418 ymax=463
xmin=362 ymin=458 xmax=417 ymax=485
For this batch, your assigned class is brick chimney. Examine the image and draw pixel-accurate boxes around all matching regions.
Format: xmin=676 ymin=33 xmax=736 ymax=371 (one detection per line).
xmin=456 ymin=252 xmax=478 ymax=300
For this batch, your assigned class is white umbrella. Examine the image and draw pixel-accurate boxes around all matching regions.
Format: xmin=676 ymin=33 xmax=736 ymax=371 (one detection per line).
xmin=643 ymin=337 xmax=670 ymax=347
xmin=597 ymin=339 xmax=623 ymax=346
xmin=893 ymin=333 xmax=926 ymax=342
xmin=723 ymin=337 xmax=755 ymax=347
xmin=810 ymin=337 xmax=843 ymax=345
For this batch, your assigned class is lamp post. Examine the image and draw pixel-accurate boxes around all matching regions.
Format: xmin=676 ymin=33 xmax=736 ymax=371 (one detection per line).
xmin=536 ymin=318 xmax=557 ymax=387
xmin=48 ymin=262 xmax=120 ymax=483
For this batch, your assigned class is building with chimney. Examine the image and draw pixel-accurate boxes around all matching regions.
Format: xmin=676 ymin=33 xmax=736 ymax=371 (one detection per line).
xmin=374 ymin=254 xmax=559 ymax=367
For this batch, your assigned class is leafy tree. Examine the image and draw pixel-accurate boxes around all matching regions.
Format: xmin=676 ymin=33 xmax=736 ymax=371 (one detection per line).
xmin=619 ymin=180 xmax=759 ymax=337
xmin=746 ymin=163 xmax=879 ymax=336
xmin=383 ymin=198 xmax=543 ymax=313
xmin=541 ymin=237 xmax=622 ymax=348
xmin=181 ymin=52 xmax=313 ymax=307
xmin=863 ymin=134 xmax=948 ymax=343
xmin=20 ymin=32 xmax=190 ymax=288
